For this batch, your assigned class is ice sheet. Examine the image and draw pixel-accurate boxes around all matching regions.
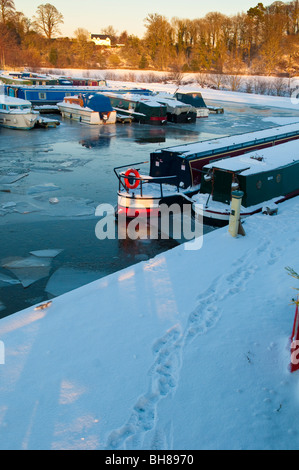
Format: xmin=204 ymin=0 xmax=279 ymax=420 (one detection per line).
xmin=27 ymin=183 xmax=60 ymax=195
xmin=3 ymin=256 xmax=52 ymax=288
xmin=30 ymin=249 xmax=63 ymax=258
xmin=0 ymin=272 xmax=21 ymax=287
xmin=0 ymin=173 xmax=28 ymax=184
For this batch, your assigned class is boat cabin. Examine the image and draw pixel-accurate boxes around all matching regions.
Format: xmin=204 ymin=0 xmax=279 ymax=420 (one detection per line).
xmin=200 ymin=143 xmax=299 ymax=207
xmin=150 ymin=123 xmax=299 ymax=189
xmin=174 ymin=92 xmax=208 ymax=109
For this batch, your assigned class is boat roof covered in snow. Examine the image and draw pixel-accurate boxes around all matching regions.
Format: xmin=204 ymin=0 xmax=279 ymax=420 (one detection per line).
xmin=152 ymin=123 xmax=299 ymax=160
xmin=203 ymin=140 xmax=299 ymax=175
xmin=0 ymin=95 xmax=32 ymax=106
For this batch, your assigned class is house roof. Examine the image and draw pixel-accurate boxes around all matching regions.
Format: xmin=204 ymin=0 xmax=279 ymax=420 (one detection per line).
xmin=90 ymin=34 xmax=111 ymax=40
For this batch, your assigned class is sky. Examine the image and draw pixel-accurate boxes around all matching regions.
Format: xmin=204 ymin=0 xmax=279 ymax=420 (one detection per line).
xmin=18 ymin=0 xmax=259 ymax=38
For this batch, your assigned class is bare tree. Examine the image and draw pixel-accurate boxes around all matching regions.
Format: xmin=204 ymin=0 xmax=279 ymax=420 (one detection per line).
xmin=226 ymin=74 xmax=243 ymax=92
xmin=33 ymin=3 xmax=64 ymax=39
xmin=0 ymin=0 xmax=15 ymax=24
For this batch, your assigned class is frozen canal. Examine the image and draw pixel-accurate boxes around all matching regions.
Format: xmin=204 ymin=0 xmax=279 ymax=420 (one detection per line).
xmin=0 ymin=100 xmax=299 ymax=317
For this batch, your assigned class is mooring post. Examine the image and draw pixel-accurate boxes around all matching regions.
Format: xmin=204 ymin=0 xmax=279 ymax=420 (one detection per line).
xmin=229 ymin=190 xmax=246 ymax=237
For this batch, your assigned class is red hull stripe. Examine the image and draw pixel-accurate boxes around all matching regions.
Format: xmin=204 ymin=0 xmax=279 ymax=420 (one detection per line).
xmin=150 ymin=116 xmax=167 ymax=121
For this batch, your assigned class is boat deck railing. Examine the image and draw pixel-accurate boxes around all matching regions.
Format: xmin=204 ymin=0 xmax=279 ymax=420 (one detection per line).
xmin=114 ymin=162 xmax=181 ymax=198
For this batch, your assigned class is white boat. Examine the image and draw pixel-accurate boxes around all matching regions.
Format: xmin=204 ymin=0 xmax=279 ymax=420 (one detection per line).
xmin=0 ymin=95 xmax=39 ymax=130
xmin=57 ymin=93 xmax=117 ymax=125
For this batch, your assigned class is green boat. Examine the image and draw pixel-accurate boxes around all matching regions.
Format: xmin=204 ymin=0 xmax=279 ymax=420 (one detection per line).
xmin=103 ymin=92 xmax=167 ymax=125
xmin=194 ymin=139 xmax=299 ymax=226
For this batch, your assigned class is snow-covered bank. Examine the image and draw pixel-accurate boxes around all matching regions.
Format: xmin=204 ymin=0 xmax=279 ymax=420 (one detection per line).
xmin=0 ymin=195 xmax=298 ymax=450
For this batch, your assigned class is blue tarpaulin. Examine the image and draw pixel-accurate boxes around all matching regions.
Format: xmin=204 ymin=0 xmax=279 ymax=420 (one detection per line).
xmin=83 ymin=93 xmax=113 ymax=113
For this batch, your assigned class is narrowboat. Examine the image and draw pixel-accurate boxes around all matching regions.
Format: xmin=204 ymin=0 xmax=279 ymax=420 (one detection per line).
xmin=0 ymin=95 xmax=39 ymax=130
xmin=4 ymin=85 xmax=112 ymax=106
xmin=57 ymin=93 xmax=116 ymax=125
xmin=4 ymin=85 xmax=154 ymax=106
xmin=0 ymin=72 xmax=64 ymax=86
xmin=115 ymin=123 xmax=299 ymax=218
xmin=66 ymin=77 xmax=107 ymax=87
xmin=153 ymin=92 xmax=197 ymax=123
xmin=193 ymin=140 xmax=299 ymax=225
xmin=174 ymin=91 xmax=210 ymax=118
xmin=103 ymin=92 xmax=167 ymax=125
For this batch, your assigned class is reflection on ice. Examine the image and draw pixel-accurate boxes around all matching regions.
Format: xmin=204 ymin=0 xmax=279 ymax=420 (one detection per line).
xmin=45 ymin=268 xmax=103 ymax=297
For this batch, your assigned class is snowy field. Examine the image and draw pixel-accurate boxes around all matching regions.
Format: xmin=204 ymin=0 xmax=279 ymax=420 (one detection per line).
xmin=0 ymin=75 xmax=298 ymax=450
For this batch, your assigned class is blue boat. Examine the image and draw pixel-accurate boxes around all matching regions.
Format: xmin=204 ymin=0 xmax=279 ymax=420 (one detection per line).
xmin=4 ymin=85 xmax=154 ymax=106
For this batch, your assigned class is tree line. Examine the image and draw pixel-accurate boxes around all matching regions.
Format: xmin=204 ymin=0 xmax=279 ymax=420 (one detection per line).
xmin=0 ymin=0 xmax=299 ymax=76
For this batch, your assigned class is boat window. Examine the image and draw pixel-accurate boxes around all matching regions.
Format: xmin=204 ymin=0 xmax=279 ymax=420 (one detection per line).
xmin=39 ymin=93 xmax=46 ymax=100
xmin=276 ymin=174 xmax=281 ymax=183
xmin=256 ymin=180 xmax=262 ymax=190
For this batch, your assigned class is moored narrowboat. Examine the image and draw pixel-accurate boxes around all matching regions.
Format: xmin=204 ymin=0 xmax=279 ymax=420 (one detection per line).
xmin=103 ymin=92 xmax=167 ymax=125
xmin=4 ymin=85 xmax=155 ymax=106
xmin=4 ymin=85 xmax=112 ymax=105
xmin=150 ymin=123 xmax=299 ymax=188
xmin=115 ymin=123 xmax=299 ymax=218
xmin=193 ymin=140 xmax=299 ymax=225
xmin=153 ymin=93 xmax=197 ymax=123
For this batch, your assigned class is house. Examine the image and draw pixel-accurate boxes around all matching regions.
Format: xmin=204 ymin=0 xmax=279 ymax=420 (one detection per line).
xmin=90 ymin=34 xmax=112 ymax=47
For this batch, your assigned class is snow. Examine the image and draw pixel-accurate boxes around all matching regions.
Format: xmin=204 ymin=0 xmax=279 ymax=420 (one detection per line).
xmin=0 ymin=95 xmax=32 ymax=107
xmin=0 ymin=75 xmax=299 ymax=450
xmin=0 ymin=194 xmax=297 ymax=449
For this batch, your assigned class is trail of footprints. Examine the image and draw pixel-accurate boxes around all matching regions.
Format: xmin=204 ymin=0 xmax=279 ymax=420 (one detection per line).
xmin=106 ymin=237 xmax=288 ymax=449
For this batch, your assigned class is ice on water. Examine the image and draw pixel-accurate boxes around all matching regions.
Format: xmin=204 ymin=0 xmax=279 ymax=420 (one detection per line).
xmin=30 ymin=249 xmax=63 ymax=258
xmin=27 ymin=183 xmax=60 ymax=195
xmin=2 ymin=251 xmax=63 ymax=289
xmin=3 ymin=256 xmax=53 ymax=288
xmin=0 ymin=272 xmax=21 ymax=287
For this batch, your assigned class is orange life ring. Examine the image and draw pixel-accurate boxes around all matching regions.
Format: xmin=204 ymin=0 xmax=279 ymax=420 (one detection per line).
xmin=124 ymin=169 xmax=140 ymax=190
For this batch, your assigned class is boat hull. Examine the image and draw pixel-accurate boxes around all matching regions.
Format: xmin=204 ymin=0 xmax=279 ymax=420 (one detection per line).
xmin=196 ymin=108 xmax=209 ymax=118
xmin=0 ymin=112 xmax=38 ymax=130
xmin=117 ymin=187 xmax=199 ymax=219
xmin=58 ymin=105 xmax=116 ymax=125
xmin=198 ymin=190 xmax=299 ymax=227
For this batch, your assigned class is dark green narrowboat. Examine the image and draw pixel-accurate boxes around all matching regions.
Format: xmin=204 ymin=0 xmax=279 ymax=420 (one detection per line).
xmin=194 ymin=140 xmax=299 ymax=225
xmin=103 ymin=92 xmax=167 ymax=125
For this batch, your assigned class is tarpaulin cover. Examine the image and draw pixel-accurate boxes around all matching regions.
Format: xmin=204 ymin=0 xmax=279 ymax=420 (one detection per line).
xmin=83 ymin=93 xmax=113 ymax=113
